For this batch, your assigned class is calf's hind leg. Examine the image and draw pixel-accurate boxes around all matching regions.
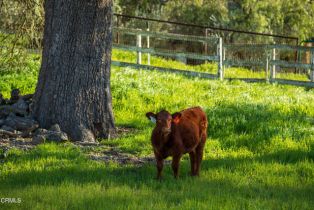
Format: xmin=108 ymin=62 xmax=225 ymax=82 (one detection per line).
xmin=195 ymin=133 xmax=206 ymax=176
xmin=189 ymin=151 xmax=197 ymax=176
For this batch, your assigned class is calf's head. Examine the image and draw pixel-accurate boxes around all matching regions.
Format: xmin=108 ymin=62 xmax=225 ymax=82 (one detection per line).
xmin=146 ymin=110 xmax=182 ymax=134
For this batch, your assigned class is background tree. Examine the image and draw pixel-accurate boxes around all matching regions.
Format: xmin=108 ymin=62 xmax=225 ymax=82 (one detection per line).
xmin=0 ymin=0 xmax=44 ymax=48
xmin=0 ymin=0 xmax=44 ymax=72
xmin=1 ymin=0 xmax=313 ymax=48
xmin=32 ymin=0 xmax=115 ymax=142
xmin=118 ymin=0 xmax=166 ymax=17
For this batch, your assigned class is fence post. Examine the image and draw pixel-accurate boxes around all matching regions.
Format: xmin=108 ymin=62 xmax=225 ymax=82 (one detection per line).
xmin=311 ymin=50 xmax=314 ymax=82
xmin=222 ymin=47 xmax=226 ymax=73
xmin=294 ymin=38 xmax=299 ymax=73
xmin=146 ymin=23 xmax=150 ymax=65
xmin=270 ymin=48 xmax=276 ymax=81
xmin=265 ymin=51 xmax=269 ymax=82
xmin=217 ymin=37 xmax=223 ymax=80
xmin=204 ymin=29 xmax=209 ymax=63
xmin=137 ymin=33 xmax=142 ymax=65
xmin=116 ymin=15 xmax=120 ymax=44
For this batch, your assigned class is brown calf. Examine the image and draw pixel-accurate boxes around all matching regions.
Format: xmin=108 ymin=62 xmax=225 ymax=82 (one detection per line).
xmin=146 ymin=106 xmax=208 ymax=179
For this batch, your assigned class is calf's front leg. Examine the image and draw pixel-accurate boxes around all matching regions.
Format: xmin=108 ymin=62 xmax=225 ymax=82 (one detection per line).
xmin=156 ymin=158 xmax=164 ymax=179
xmin=172 ymin=155 xmax=182 ymax=179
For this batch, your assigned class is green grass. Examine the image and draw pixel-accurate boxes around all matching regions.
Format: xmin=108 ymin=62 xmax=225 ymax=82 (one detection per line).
xmin=0 ymin=51 xmax=314 ymax=209
xmin=1 ymin=144 xmax=313 ymax=210
xmin=0 ymin=53 xmax=40 ymax=98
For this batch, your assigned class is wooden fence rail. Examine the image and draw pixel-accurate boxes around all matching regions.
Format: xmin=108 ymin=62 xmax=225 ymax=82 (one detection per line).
xmin=113 ymin=44 xmax=219 ymax=61
xmin=225 ymin=44 xmax=314 ymax=52
xmin=114 ymin=27 xmax=218 ymax=43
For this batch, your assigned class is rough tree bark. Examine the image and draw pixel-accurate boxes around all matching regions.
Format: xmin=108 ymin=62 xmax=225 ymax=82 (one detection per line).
xmin=32 ymin=0 xmax=115 ymax=142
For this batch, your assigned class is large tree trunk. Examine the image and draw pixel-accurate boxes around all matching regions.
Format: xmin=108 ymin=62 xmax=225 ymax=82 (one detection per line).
xmin=32 ymin=0 xmax=115 ymax=142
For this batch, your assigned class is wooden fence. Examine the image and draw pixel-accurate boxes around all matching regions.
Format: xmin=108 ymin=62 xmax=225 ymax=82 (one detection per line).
xmin=112 ymin=27 xmax=314 ymax=88
xmin=112 ymin=27 xmax=221 ymax=79
xmin=224 ymin=44 xmax=314 ymax=87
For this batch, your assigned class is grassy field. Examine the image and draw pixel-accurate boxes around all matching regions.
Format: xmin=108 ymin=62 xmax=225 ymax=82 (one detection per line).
xmin=0 ymin=52 xmax=314 ymax=209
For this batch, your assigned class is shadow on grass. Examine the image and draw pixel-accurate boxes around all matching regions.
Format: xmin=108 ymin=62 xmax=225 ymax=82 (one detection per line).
xmin=1 ymin=146 xmax=313 ymax=205
xmin=1 ymin=103 xmax=313 ymax=207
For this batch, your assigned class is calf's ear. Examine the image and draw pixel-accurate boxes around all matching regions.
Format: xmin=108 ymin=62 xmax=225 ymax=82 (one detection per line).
xmin=146 ymin=112 xmax=156 ymax=123
xmin=172 ymin=112 xmax=182 ymax=124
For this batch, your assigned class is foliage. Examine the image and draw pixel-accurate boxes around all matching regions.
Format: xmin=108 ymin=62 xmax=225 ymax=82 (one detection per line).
xmin=225 ymin=0 xmax=314 ymax=42
xmin=119 ymin=0 xmax=314 ymax=43
xmin=0 ymin=0 xmax=44 ymax=48
xmin=1 ymin=0 xmax=313 ymax=47
xmin=117 ymin=0 xmax=166 ymax=17
xmin=0 ymin=0 xmax=43 ymax=74
xmin=163 ymin=0 xmax=229 ymax=35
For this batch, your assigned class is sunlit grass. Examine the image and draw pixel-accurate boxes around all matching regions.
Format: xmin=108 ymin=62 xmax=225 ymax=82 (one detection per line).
xmin=0 ymin=49 xmax=310 ymax=99
xmin=0 ymin=143 xmax=313 ymax=210
xmin=0 ymin=50 xmax=314 ymax=209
